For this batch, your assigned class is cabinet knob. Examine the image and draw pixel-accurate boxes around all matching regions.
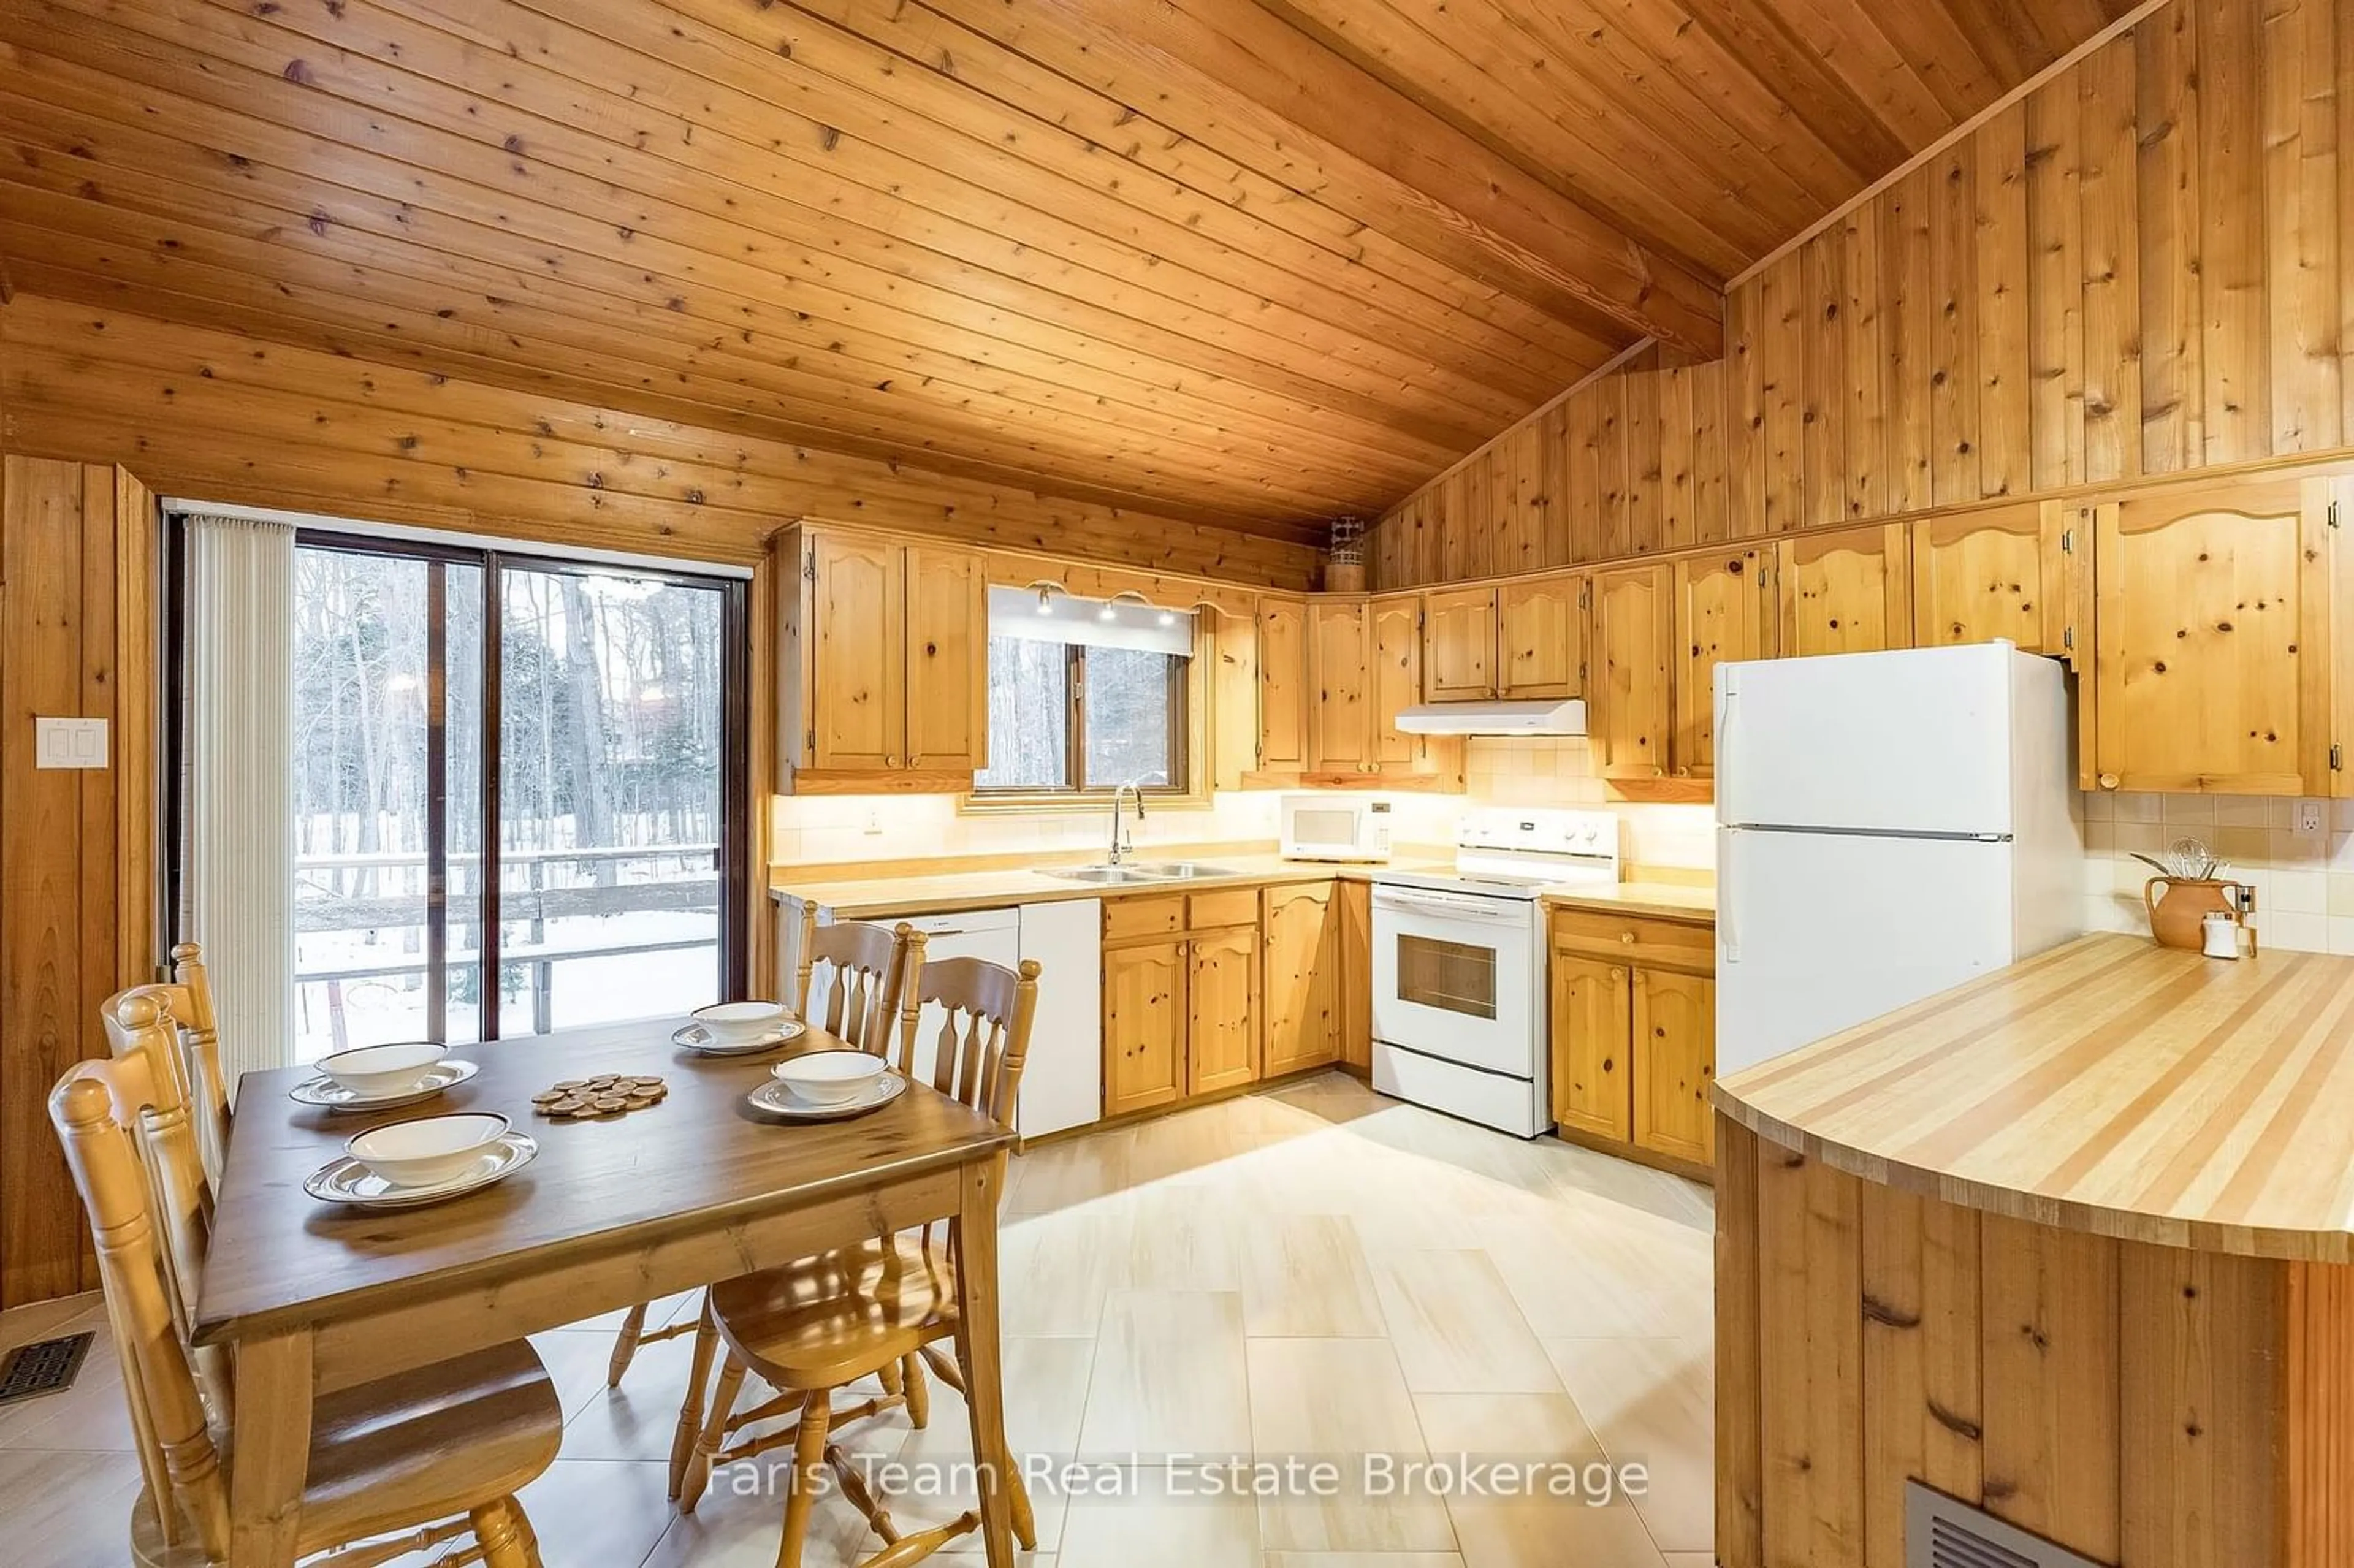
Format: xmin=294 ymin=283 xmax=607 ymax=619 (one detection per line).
xmin=1620 ymin=932 xmax=1635 ymax=944
xmin=2098 ymin=773 xmax=2119 ymax=790
xmin=887 ymin=755 xmax=901 ymax=768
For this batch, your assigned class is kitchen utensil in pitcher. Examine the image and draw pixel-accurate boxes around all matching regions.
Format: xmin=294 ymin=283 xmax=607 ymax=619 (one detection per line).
xmin=2144 ymin=876 xmax=2251 ymax=951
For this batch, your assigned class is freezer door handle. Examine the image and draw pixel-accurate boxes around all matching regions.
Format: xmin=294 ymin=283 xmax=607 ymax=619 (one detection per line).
xmin=1715 ymin=668 xmax=1738 ymax=828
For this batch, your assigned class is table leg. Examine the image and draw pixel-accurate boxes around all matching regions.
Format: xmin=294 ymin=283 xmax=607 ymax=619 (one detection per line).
xmin=230 ymin=1330 xmax=314 ymax=1566
xmin=953 ymin=1159 xmax=1014 ymax=1568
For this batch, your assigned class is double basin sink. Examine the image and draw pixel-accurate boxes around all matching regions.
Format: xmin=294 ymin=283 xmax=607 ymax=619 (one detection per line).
xmin=1038 ymin=860 xmax=1241 ymax=886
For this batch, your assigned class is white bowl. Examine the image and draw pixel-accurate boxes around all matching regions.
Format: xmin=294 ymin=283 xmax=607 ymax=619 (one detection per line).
xmin=346 ymin=1113 xmax=512 ymax=1188
xmin=772 ymin=1051 xmax=888 ymax=1108
xmin=693 ymin=999 xmax=788 ymax=1044
xmin=316 ymin=1041 xmax=448 ymax=1098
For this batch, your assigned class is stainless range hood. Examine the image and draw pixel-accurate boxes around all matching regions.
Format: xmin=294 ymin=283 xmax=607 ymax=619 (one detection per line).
xmin=1392 ymin=698 xmax=1588 ymax=736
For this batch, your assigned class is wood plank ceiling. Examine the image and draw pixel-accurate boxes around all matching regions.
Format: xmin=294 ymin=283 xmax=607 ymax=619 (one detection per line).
xmin=0 ymin=0 xmax=2132 ymax=541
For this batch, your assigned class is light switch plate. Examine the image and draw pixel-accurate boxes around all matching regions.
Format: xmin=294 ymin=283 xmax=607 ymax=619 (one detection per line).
xmin=34 ymin=717 xmax=109 ymax=770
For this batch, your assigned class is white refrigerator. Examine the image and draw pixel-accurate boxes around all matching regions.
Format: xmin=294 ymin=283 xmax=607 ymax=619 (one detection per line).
xmin=1714 ymin=642 xmax=2082 ymax=1078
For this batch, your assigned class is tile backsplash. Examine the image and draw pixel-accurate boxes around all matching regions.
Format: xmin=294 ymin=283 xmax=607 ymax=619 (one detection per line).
xmin=2081 ymin=791 xmax=2354 ymax=955
xmin=768 ymin=736 xmax=1717 ymax=878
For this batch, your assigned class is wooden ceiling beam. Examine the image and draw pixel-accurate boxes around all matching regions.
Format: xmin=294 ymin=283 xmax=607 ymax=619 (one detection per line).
xmin=1046 ymin=0 xmax=1726 ymax=358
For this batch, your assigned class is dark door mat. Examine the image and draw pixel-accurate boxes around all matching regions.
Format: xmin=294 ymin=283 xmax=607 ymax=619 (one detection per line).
xmin=0 ymin=1331 xmax=94 ymax=1407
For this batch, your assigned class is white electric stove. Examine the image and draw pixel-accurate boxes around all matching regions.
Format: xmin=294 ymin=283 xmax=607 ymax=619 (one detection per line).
xmin=1368 ymin=808 xmax=1620 ymax=1137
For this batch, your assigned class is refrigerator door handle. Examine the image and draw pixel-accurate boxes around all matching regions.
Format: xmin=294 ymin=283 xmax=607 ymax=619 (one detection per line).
xmin=1719 ymin=832 xmax=1740 ymax=965
xmin=1715 ymin=668 xmax=1738 ymax=826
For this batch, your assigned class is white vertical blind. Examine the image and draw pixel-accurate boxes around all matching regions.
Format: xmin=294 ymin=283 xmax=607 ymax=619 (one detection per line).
xmin=181 ymin=514 xmax=296 ymax=1102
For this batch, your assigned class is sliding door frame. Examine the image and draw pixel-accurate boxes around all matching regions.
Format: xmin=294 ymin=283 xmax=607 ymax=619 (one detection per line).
xmin=179 ymin=522 xmax=748 ymax=1043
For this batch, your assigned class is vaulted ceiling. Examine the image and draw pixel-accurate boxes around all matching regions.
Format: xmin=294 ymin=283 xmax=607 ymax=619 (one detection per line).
xmin=0 ymin=0 xmax=2134 ymax=541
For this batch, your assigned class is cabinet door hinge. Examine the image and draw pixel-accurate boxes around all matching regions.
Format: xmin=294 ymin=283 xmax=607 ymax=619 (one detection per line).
xmin=2060 ymin=527 xmax=2074 ymax=555
xmin=2334 ymin=743 xmax=2344 ymax=772
xmin=805 ymin=726 xmax=816 ymax=753
xmin=802 ymin=546 xmax=818 ymax=582
xmin=2062 ymin=625 xmax=2074 ymax=652
xmin=2331 ymin=500 xmax=2342 ymax=530
xmin=1578 ymin=581 xmax=1591 ymax=611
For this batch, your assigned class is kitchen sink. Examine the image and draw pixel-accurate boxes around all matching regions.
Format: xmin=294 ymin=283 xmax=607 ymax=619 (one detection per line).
xmin=1038 ymin=861 xmax=1243 ymax=885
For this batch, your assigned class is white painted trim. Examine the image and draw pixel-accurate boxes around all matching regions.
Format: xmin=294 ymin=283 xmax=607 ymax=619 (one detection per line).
xmin=158 ymin=497 xmax=755 ymax=580
xmin=1726 ymin=0 xmax=2176 ymax=290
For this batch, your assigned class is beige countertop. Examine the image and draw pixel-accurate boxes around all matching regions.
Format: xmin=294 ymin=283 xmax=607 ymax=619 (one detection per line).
xmin=770 ymin=854 xmax=1713 ymax=923
xmin=1716 ymin=933 xmax=2354 ymax=1261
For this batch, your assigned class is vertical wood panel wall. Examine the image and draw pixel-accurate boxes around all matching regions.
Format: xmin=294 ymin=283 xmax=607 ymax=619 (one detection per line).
xmin=1373 ymin=0 xmax=2354 ymax=589
xmin=0 ymin=454 xmax=158 ymax=1309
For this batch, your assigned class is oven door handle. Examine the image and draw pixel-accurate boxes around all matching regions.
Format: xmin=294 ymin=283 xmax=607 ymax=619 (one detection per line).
xmin=1371 ymin=886 xmax=1534 ymax=922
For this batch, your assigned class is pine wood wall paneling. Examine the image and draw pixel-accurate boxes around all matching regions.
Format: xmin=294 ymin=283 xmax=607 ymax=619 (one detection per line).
xmin=1976 ymin=101 xmax=2033 ymax=500
xmin=1881 ymin=162 xmax=1940 ymax=515
xmin=1715 ymin=1115 xmax=1765 ymax=1568
xmin=2264 ymin=0 xmax=2344 ymax=456
xmin=1801 ymin=228 xmax=1850 ymax=529
xmin=1758 ymin=251 xmax=1807 ymax=535
xmin=1597 ymin=376 xmax=1634 ymax=559
xmin=1726 ymin=280 xmax=1769 ymax=541
xmin=1756 ymin=1146 xmax=1865 ymax=1567
xmin=1858 ymin=1184 xmax=1982 ymax=1568
xmin=2139 ymin=0 xmax=2207 ymax=473
xmin=1930 ymin=140 xmax=1985 ymax=504
xmin=2028 ymin=67 xmax=2090 ymax=491
xmin=2198 ymin=0 xmax=2273 ymax=465
xmin=2079 ymin=34 xmax=2146 ymax=484
xmin=1978 ymin=1213 xmax=2122 ymax=1559
xmin=1625 ymin=370 xmax=1664 ymax=557
xmin=1689 ymin=357 xmax=1732 ymax=545
xmin=1839 ymin=208 xmax=1887 ymax=520
xmin=1659 ymin=365 xmax=1699 ymax=551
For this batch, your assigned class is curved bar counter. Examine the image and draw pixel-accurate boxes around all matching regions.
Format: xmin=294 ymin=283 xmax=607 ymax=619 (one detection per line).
xmin=1712 ymin=933 xmax=2354 ymax=1568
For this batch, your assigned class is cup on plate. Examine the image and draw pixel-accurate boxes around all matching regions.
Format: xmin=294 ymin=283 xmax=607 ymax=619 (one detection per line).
xmin=691 ymin=1000 xmax=788 ymax=1045
xmin=316 ymin=1040 xmax=448 ymax=1098
xmin=772 ymin=1050 xmax=887 ymax=1108
xmin=345 ymin=1113 xmax=511 ymax=1188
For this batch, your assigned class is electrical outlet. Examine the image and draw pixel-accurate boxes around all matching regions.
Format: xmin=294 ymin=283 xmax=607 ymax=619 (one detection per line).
xmin=2298 ymin=799 xmax=2328 ymax=837
xmin=861 ymin=804 xmax=883 ymax=835
xmin=34 ymin=717 xmax=107 ymax=770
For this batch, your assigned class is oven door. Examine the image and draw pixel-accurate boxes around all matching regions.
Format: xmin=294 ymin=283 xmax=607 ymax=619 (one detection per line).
xmin=1370 ymin=885 xmax=1537 ymax=1078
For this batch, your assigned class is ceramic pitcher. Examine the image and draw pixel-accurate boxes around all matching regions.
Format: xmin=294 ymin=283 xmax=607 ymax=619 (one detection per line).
xmin=2144 ymin=876 xmax=2250 ymax=950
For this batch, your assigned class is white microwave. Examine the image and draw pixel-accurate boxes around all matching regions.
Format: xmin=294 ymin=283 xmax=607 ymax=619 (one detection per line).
xmin=1279 ymin=793 xmax=1393 ymax=862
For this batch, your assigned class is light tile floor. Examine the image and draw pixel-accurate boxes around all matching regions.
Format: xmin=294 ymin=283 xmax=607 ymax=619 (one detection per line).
xmin=0 ymin=1073 xmax=1717 ymax=1567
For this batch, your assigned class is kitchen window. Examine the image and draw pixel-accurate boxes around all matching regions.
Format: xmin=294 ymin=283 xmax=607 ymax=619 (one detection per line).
xmin=973 ymin=586 xmax=1195 ymax=797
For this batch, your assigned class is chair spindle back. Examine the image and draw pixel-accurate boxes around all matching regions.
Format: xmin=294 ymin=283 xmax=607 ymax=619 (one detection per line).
xmin=794 ymin=908 xmax=921 ymax=1056
xmin=170 ymin=942 xmax=232 ymax=1184
xmin=49 ymin=1057 xmax=234 ymax=1561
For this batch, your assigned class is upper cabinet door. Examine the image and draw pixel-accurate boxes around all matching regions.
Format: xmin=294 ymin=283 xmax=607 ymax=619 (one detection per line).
xmin=1422 ymin=587 xmax=1496 ymax=701
xmin=1591 ymin=565 xmax=1675 ymax=779
xmin=1210 ymin=605 xmax=1261 ymax=791
xmin=902 ymin=545 xmax=986 ymax=772
xmin=1498 ymin=573 xmax=1583 ymax=700
xmin=1257 ymin=596 xmax=1310 ymax=773
xmin=1911 ymin=501 xmax=2059 ymax=655
xmin=1369 ymin=594 xmax=1429 ymax=771
xmin=805 ymin=531 xmax=905 ymax=771
xmin=1777 ymin=522 xmax=1914 ymax=657
xmin=2090 ymin=478 xmax=2332 ymax=796
xmin=1671 ymin=549 xmax=1773 ymax=778
xmin=1308 ymin=600 xmax=1373 ymax=773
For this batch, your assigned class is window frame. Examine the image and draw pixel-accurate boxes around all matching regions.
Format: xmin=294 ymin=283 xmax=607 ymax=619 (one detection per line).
xmin=966 ymin=625 xmax=1206 ymax=809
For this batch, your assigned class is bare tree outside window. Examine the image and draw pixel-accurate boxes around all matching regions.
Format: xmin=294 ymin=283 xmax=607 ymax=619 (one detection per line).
xmin=971 ymin=596 xmax=1192 ymax=795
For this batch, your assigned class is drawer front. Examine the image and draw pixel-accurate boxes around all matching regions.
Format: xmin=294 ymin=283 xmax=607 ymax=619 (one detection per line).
xmin=1104 ymin=893 xmax=1187 ymax=942
xmin=1188 ymin=887 xmax=1262 ymax=929
xmin=1548 ymin=908 xmax=1714 ymax=972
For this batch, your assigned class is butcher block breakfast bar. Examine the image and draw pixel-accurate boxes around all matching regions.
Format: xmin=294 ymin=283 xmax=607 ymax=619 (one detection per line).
xmin=1713 ymin=934 xmax=2354 ymax=1568
xmin=194 ymin=1018 xmax=1022 ymax=1568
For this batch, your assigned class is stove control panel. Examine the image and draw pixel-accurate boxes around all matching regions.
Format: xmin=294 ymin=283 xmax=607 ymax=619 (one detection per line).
xmin=1453 ymin=807 xmax=1621 ymax=859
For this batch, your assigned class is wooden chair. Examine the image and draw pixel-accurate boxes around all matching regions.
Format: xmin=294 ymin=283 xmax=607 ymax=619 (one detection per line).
xmin=169 ymin=942 xmax=232 ymax=1184
xmin=51 ymin=1019 xmax=565 ymax=1567
xmin=604 ymin=915 xmax=923 ymax=1388
xmin=669 ymin=954 xmax=1042 ymax=1568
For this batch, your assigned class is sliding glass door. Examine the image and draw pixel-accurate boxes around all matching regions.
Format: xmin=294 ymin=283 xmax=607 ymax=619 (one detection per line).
xmin=288 ymin=536 xmax=744 ymax=1056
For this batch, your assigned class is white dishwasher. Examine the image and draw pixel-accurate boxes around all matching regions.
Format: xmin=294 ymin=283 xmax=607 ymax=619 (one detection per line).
xmin=895 ymin=902 xmax=1101 ymax=1140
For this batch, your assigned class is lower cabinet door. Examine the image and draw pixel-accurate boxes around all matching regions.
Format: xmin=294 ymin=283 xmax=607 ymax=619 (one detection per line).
xmin=1103 ymin=941 xmax=1186 ymax=1116
xmin=1262 ymin=882 xmax=1339 ymax=1075
xmin=1550 ymin=952 xmax=1632 ymax=1142
xmin=1632 ymin=968 xmax=1716 ymax=1164
xmin=1186 ymin=926 xmax=1260 ymax=1095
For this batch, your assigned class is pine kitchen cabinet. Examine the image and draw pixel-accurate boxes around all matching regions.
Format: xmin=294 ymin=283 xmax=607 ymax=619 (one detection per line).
xmin=1262 ymin=880 xmax=1341 ymax=1077
xmin=1498 ymin=573 xmax=1585 ymax=699
xmin=1422 ymin=585 xmax=1498 ymax=700
xmin=779 ymin=525 xmax=986 ymax=793
xmin=1774 ymin=521 xmax=1913 ymax=657
xmin=1307 ymin=599 xmax=1374 ymax=774
xmin=1100 ymin=890 xmax=1262 ymax=1117
xmin=1670 ymin=548 xmax=1772 ymax=779
xmin=1547 ymin=904 xmax=1716 ymax=1175
xmin=1590 ymin=563 xmax=1675 ymax=780
xmin=1257 ymin=594 xmax=1311 ymax=774
xmin=2081 ymin=476 xmax=2334 ymax=796
xmin=1910 ymin=500 xmax=2062 ymax=654
xmin=1306 ymin=595 xmax=1461 ymax=786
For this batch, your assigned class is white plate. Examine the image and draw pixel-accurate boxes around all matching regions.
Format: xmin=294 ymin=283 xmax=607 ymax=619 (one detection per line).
xmin=289 ymin=1059 xmax=480 ymax=1112
xmin=745 ymin=1070 xmax=908 ymax=1122
xmin=673 ymin=1019 xmax=806 ymax=1056
xmin=303 ymin=1132 xmax=539 ymax=1210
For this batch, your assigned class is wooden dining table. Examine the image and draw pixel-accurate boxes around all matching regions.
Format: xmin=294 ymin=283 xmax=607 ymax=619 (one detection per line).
xmin=192 ymin=1016 xmax=1021 ymax=1567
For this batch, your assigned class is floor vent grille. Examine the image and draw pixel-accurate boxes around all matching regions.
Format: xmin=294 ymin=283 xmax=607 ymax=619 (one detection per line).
xmin=0 ymin=1331 xmax=94 ymax=1407
xmin=1907 ymin=1482 xmax=2109 ymax=1568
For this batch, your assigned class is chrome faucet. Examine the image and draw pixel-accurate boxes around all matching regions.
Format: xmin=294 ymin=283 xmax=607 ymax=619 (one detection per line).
xmin=1108 ymin=781 xmax=1147 ymax=865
